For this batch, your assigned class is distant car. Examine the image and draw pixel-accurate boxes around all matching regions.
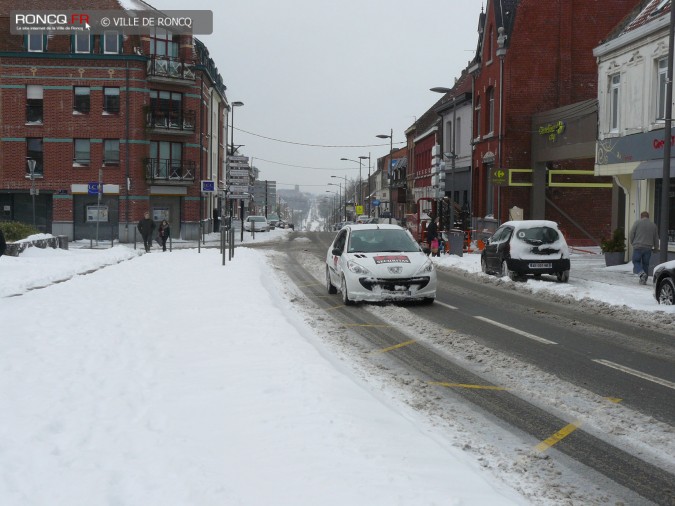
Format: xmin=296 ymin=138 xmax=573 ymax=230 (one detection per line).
xmin=325 ymin=224 xmax=436 ymax=305
xmin=356 ymin=215 xmax=370 ymax=224
xmin=481 ymin=220 xmax=570 ymax=282
xmin=266 ymin=214 xmax=280 ymax=228
xmin=244 ymin=215 xmax=269 ymax=232
xmin=653 ymin=260 xmax=675 ymax=305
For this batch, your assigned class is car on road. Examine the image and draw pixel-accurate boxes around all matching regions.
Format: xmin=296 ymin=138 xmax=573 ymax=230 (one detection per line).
xmin=244 ymin=215 xmax=269 ymax=232
xmin=325 ymin=224 xmax=436 ymax=304
xmin=653 ymin=259 xmax=675 ymax=305
xmin=266 ymin=213 xmax=280 ymax=229
xmin=481 ymin=220 xmax=570 ymax=282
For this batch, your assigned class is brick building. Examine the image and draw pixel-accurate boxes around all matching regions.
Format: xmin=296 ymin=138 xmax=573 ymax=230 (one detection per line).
xmin=469 ymin=0 xmax=638 ymax=245
xmin=0 ymin=0 xmax=227 ymax=241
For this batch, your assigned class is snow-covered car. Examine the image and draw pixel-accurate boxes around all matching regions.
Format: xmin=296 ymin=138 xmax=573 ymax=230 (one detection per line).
xmin=481 ymin=220 xmax=570 ymax=282
xmin=244 ymin=215 xmax=269 ymax=232
xmin=653 ymin=259 xmax=675 ymax=305
xmin=325 ymin=224 xmax=436 ymax=304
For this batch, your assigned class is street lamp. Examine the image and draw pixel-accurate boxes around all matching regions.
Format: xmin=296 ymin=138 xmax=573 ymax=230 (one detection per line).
xmin=325 ymin=190 xmax=338 ymax=226
xmin=328 ymin=182 xmax=342 ymax=220
xmin=430 ymin=88 xmax=457 ymax=229
xmin=331 ymin=175 xmax=349 ymax=220
xmin=340 ymin=156 xmax=368 ymax=211
xmin=376 ymin=129 xmax=393 ymax=224
xmin=27 ymin=159 xmax=36 ymax=228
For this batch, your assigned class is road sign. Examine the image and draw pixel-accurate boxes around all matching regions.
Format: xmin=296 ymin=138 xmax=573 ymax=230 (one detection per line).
xmin=228 ymin=169 xmax=249 ymax=177
xmin=372 ymin=199 xmax=381 ymax=207
xmin=201 ymin=180 xmax=216 ymax=192
xmin=88 ymin=182 xmax=101 ymax=195
xmin=491 ymin=168 xmax=507 ymax=185
xmin=228 ymin=185 xmax=250 ymax=193
xmin=227 ymin=155 xmax=249 ymax=163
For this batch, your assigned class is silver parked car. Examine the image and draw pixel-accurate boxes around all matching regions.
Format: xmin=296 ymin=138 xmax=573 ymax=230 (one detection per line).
xmin=244 ymin=215 xmax=269 ymax=232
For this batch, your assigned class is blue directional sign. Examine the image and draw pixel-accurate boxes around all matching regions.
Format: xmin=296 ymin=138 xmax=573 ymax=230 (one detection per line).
xmin=88 ymin=182 xmax=101 ymax=195
xmin=372 ymin=199 xmax=381 ymax=207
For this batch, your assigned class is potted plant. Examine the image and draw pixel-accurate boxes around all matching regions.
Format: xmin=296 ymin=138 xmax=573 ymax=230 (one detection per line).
xmin=600 ymin=228 xmax=626 ymax=266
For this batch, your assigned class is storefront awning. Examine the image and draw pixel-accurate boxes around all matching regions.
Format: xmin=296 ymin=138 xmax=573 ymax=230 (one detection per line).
xmin=632 ymin=159 xmax=675 ymax=180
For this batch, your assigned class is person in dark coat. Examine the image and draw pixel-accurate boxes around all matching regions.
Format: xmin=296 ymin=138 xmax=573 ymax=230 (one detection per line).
xmin=426 ymin=217 xmax=439 ymax=257
xmin=137 ymin=212 xmax=156 ymax=252
xmin=0 ymin=228 xmax=6 ymax=258
xmin=157 ymin=220 xmax=170 ymax=252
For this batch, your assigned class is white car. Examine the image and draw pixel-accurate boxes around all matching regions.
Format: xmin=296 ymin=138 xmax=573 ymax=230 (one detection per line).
xmin=244 ymin=215 xmax=269 ymax=232
xmin=325 ymin=224 xmax=437 ymax=304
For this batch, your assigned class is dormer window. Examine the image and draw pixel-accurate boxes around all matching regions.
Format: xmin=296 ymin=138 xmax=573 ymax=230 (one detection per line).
xmin=27 ymin=34 xmax=43 ymax=52
xmin=103 ymin=31 xmax=119 ymax=54
xmin=74 ymin=33 xmax=90 ymax=53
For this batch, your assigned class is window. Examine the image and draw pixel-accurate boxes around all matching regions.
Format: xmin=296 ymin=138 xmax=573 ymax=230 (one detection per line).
xmin=26 ymin=85 xmax=43 ymax=123
xmin=445 ymin=119 xmax=452 ymax=155
xmin=27 ymin=34 xmax=43 ymax=52
xmin=74 ymin=33 xmax=90 ymax=53
xmin=103 ymin=31 xmax=119 ymax=54
xmin=74 ymin=139 xmax=90 ymax=165
xmin=455 ymin=117 xmax=461 ymax=155
xmin=150 ymin=141 xmax=182 ymax=178
xmin=656 ymin=58 xmax=668 ymax=122
xmin=104 ymin=139 xmax=120 ymax=165
xmin=609 ymin=74 xmax=620 ymax=133
xmin=150 ymin=29 xmax=179 ymax=57
xmin=149 ymin=90 xmax=182 ymax=127
xmin=74 ymin=86 xmax=90 ymax=114
xmin=474 ymin=97 xmax=481 ymax=139
xmin=487 ymin=87 xmax=495 ymax=134
xmin=26 ymin=138 xmax=44 ymax=176
xmin=103 ymin=87 xmax=120 ymax=114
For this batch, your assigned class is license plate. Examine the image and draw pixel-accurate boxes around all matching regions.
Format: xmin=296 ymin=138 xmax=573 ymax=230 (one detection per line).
xmin=528 ymin=262 xmax=552 ymax=269
xmin=382 ymin=290 xmax=412 ymax=297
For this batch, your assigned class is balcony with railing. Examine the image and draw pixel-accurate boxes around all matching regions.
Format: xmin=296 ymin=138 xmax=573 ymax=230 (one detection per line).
xmin=147 ymin=55 xmax=196 ymax=84
xmin=145 ymin=109 xmax=196 ymax=134
xmin=145 ymin=158 xmax=195 ymax=185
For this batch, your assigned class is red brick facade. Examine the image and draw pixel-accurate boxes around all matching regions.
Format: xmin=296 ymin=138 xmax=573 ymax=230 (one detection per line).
xmin=471 ymin=0 xmax=638 ymax=245
xmin=0 ymin=1 xmax=226 ymax=241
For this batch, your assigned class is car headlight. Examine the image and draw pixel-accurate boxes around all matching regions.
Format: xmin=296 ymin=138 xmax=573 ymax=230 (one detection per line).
xmin=415 ymin=258 xmax=434 ymax=274
xmin=347 ymin=260 xmax=371 ymax=275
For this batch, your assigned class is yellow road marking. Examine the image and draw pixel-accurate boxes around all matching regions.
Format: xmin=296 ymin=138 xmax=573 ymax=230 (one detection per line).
xmin=606 ymin=397 xmax=623 ymax=404
xmin=373 ymin=340 xmax=417 ymax=353
xmin=534 ymin=421 xmax=581 ymax=452
xmin=429 ymin=382 xmax=506 ymax=391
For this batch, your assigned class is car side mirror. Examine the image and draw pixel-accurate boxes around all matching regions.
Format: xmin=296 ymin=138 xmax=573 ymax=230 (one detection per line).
xmin=332 ymin=247 xmax=342 ymax=256
xmin=485 ymin=238 xmax=491 ymax=245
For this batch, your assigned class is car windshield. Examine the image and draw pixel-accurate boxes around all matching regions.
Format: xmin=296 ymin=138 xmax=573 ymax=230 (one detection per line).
xmin=348 ymin=229 xmax=419 ymax=253
xmin=249 ymin=216 xmax=266 ymax=222
xmin=514 ymin=226 xmax=559 ymax=245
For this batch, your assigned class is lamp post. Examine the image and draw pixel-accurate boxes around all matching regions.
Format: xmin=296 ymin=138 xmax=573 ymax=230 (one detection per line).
xmin=27 ymin=159 xmax=36 ymax=228
xmin=376 ymin=129 xmax=393 ymax=224
xmin=364 ymin=153 xmax=372 ymax=216
xmin=229 ymin=101 xmax=244 ymax=240
xmin=331 ymin=175 xmax=349 ymax=220
xmin=328 ymin=182 xmax=342 ymax=221
xmin=340 ymin=156 xmax=368 ymax=212
xmin=326 ymin=190 xmax=338 ymax=227
xmin=430 ymin=88 xmax=457 ymax=229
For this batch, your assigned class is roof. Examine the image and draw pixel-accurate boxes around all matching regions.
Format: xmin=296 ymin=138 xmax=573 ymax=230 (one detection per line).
xmin=471 ymin=0 xmax=520 ymax=68
xmin=602 ymin=0 xmax=668 ymax=43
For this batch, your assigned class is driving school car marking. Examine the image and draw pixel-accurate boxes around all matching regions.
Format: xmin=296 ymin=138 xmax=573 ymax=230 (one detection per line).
xmin=474 ymin=316 xmax=557 ymax=345
xmin=373 ymin=255 xmax=411 ymax=264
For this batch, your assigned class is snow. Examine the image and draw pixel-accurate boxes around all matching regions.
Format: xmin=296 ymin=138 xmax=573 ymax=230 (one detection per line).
xmin=1 ymin=225 xmax=673 ymax=505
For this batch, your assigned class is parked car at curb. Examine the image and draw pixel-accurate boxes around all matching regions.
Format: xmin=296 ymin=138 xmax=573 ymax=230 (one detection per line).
xmin=653 ymin=260 xmax=675 ymax=305
xmin=243 ymin=215 xmax=269 ymax=232
xmin=480 ymin=220 xmax=571 ymax=282
xmin=325 ymin=224 xmax=436 ymax=305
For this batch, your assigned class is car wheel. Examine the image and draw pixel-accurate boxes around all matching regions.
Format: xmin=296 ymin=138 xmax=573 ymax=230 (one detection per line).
xmin=341 ymin=275 xmax=354 ymax=305
xmin=501 ymin=260 xmax=518 ymax=281
xmin=481 ymin=257 xmax=489 ymax=274
xmin=326 ymin=266 xmax=337 ymax=294
xmin=556 ymin=270 xmax=570 ymax=283
xmin=656 ymin=277 xmax=675 ymax=305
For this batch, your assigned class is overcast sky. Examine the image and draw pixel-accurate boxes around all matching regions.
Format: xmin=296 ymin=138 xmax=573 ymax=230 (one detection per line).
xmin=153 ymin=0 xmax=486 ymax=194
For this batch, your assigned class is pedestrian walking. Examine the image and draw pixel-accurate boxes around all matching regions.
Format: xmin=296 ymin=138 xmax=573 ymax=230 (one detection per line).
xmin=427 ymin=216 xmax=440 ymax=257
xmin=629 ymin=211 xmax=659 ymax=285
xmin=157 ymin=220 xmax=170 ymax=252
xmin=0 ymin=228 xmax=6 ymax=258
xmin=137 ymin=212 xmax=156 ymax=252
